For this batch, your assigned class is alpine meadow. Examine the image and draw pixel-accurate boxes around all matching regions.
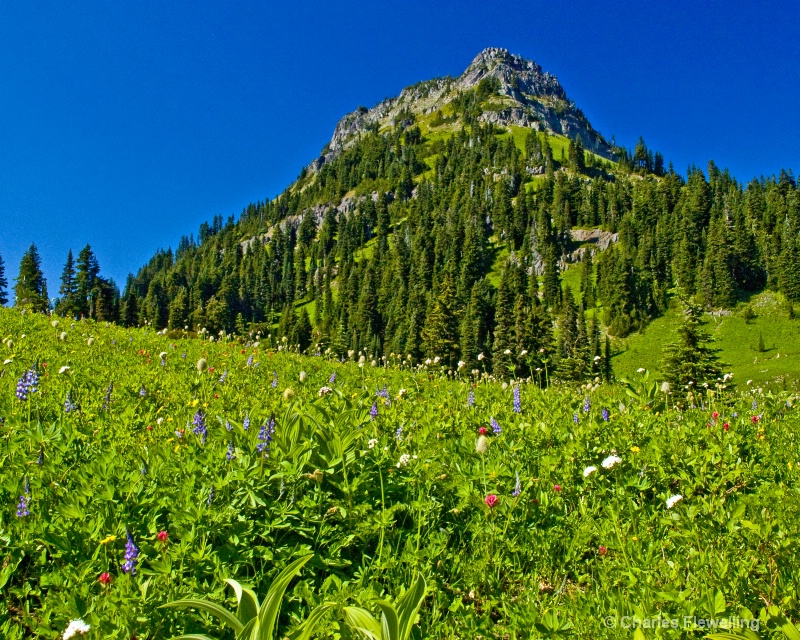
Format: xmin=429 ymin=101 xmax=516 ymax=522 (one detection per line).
xmin=2 ymin=47 xmax=800 ymax=639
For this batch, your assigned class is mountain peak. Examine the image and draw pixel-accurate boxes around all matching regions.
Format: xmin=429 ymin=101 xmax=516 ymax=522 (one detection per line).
xmin=312 ymin=48 xmax=610 ymax=171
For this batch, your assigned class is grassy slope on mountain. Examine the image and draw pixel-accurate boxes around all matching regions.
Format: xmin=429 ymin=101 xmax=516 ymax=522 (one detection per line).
xmin=612 ymin=291 xmax=800 ymax=387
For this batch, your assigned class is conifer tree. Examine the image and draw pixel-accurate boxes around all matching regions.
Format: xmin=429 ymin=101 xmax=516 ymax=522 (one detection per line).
xmin=492 ymin=264 xmax=516 ymax=378
xmin=15 ymin=244 xmax=48 ymax=312
xmin=57 ymin=249 xmax=78 ymax=317
xmin=661 ymin=297 xmax=723 ymax=387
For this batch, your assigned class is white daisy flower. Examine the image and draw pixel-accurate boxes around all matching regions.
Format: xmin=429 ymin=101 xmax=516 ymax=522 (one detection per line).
xmin=666 ymin=494 xmax=683 ymax=509
xmin=602 ymin=455 xmax=622 ymax=469
xmin=583 ymin=465 xmax=597 ymax=477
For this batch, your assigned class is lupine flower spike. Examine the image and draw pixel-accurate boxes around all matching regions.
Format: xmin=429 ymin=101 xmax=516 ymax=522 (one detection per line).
xmin=121 ymin=529 xmax=139 ymax=575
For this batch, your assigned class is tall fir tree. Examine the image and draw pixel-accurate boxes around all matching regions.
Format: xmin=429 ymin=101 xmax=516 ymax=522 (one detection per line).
xmin=661 ymin=297 xmax=724 ymax=387
xmin=15 ymin=244 xmax=48 ymax=312
xmin=57 ymin=249 xmax=78 ymax=317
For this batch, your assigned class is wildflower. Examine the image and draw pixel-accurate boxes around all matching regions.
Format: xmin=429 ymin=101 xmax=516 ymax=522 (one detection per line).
xmin=478 ymin=426 xmax=487 ymax=435
xmin=520 ymin=349 xmax=528 ymax=357
xmin=467 ymin=390 xmax=475 ymax=407
xmin=218 ymin=370 xmax=228 ymax=383
xmin=64 ymin=392 xmax=75 ymax=413
xmin=490 ymin=417 xmax=501 ymax=434
xmin=503 ymin=349 xmax=511 ymax=355
xmin=630 ymin=446 xmax=640 ymax=453
xmin=102 ymin=383 xmax=113 ymax=411
xmin=395 ymin=425 xmax=403 ymax=440
xmin=370 ymin=403 xmax=379 ymax=420
xmin=197 ymin=358 xmax=208 ymax=372
xmin=99 ymin=534 xmax=116 ymax=545
xmin=478 ymin=352 xmax=484 ymax=361
xmin=711 ymin=411 xmax=719 ymax=419
xmin=139 ymin=385 xmax=146 ymax=397
xmin=36 ymin=450 xmax=44 ymax=465
xmin=513 ymin=385 xmax=521 ymax=413
xmin=329 ymin=372 xmax=336 ymax=384
xmin=396 ymin=453 xmax=411 ymax=468
xmin=666 ymin=494 xmax=683 ymax=509
xmin=283 ymin=388 xmax=295 ymax=401
xmin=59 ymin=365 xmax=70 ymax=374
xmin=226 ymin=441 xmax=236 ymax=460
xmin=573 ymin=413 xmax=579 ymax=424
xmin=207 ymin=486 xmax=215 ymax=505
xmin=225 ymin=420 xmax=233 ymax=432
xmin=257 ymin=416 xmax=276 ymax=456
xmin=661 ymin=381 xmax=671 ymax=393
xmin=601 ymin=407 xmax=610 ymax=421
xmin=368 ymin=438 xmax=378 ymax=449
xmin=16 ymin=368 xmax=39 ymax=401
xmin=397 ymin=388 xmax=407 ymax=399
xmin=512 ymin=472 xmax=522 ymax=497
xmin=457 ymin=360 xmax=465 ymax=369
xmin=751 ymin=415 xmax=759 ymax=424
xmin=272 ymin=372 xmax=278 ymax=388
xmin=553 ymin=484 xmax=562 ymax=492
xmin=62 ymin=618 xmax=91 ymax=638
xmin=60 ymin=331 xmax=67 ymax=341
xmin=476 ymin=435 xmax=489 ymax=454
xmin=16 ymin=494 xmax=30 ymax=517
xmin=602 ymin=455 xmax=622 ymax=469
xmin=191 ymin=410 xmax=207 ymax=444
xmin=583 ymin=397 xmax=591 ymax=413
xmin=583 ymin=466 xmax=597 ymax=477
xmin=98 ymin=572 xmax=112 ymax=585
xmin=299 ymin=370 xmax=307 ymax=382
xmin=243 ymin=415 xmax=250 ymax=430
xmin=752 ymin=399 xmax=758 ymax=410
xmin=318 ymin=386 xmax=332 ymax=396
xmin=723 ymin=423 xmax=730 ymax=431
xmin=247 ymin=354 xmax=254 ymax=367
xmin=484 ymin=494 xmax=498 ymax=508
xmin=157 ymin=530 xmax=168 ymax=543
xmin=121 ymin=530 xmax=139 ymax=575
xmin=732 ymin=412 xmax=738 ymax=418
xmin=637 ymin=367 xmax=645 ymax=373
xmin=598 ymin=545 xmax=608 ymax=556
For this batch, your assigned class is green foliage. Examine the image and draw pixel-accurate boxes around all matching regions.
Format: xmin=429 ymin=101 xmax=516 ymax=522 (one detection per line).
xmin=661 ymin=296 xmax=724 ymax=387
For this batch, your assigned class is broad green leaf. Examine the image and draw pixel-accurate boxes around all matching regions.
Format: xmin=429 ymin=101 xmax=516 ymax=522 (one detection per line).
xmin=172 ymin=635 xmax=216 ymax=640
xmin=395 ymin=573 xmax=426 ymax=640
xmin=160 ymin=599 xmax=244 ymax=635
xmin=343 ymin=606 xmax=383 ymax=639
xmin=287 ymin=602 xmax=337 ymax=640
xmin=376 ymin=601 xmax=399 ymax=640
xmin=256 ymin=553 xmax=314 ymax=640
xmin=226 ymin=578 xmax=260 ymax=625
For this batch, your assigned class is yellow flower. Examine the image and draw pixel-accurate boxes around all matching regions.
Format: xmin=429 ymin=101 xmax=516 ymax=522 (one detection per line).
xmin=99 ymin=535 xmax=117 ymax=545
xmin=631 ymin=446 xmax=640 ymax=453
xmin=191 ymin=399 xmax=199 ymax=407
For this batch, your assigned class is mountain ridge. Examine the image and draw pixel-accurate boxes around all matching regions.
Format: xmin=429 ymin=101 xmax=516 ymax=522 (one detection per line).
xmin=311 ymin=47 xmax=613 ymax=173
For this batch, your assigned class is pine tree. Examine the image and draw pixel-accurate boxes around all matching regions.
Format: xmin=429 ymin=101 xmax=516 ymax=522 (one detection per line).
xmin=57 ymin=249 xmax=78 ymax=317
xmin=15 ymin=244 xmax=49 ymax=312
xmin=661 ymin=297 xmax=723 ymax=387
xmin=492 ymin=264 xmax=516 ymax=377
xmin=76 ymin=244 xmax=100 ymax=317
xmin=0 ymin=251 xmax=8 ymax=306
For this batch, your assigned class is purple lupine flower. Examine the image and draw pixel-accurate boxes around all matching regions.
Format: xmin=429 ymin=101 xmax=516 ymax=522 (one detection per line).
xmin=16 ymin=494 xmax=30 ymax=517
xmin=395 ymin=425 xmax=403 ymax=441
xmin=732 ymin=411 xmax=738 ymax=418
xmin=181 ymin=351 xmax=187 ymax=359
xmin=602 ymin=408 xmax=610 ymax=422
xmin=226 ymin=441 xmax=235 ymax=461
xmin=139 ymin=385 xmax=147 ymax=398
xmin=36 ymin=450 xmax=44 ymax=466
xmin=752 ymin=399 xmax=758 ymax=411
xmin=218 ymin=370 xmax=228 ymax=383
xmin=243 ymin=415 xmax=250 ymax=430
xmin=101 ymin=383 xmax=113 ymax=411
xmin=468 ymin=390 xmax=475 ymax=407
xmin=225 ymin=420 xmax=233 ymax=432
xmin=121 ymin=530 xmax=139 ymax=575
xmin=140 ymin=462 xmax=148 ymax=475
xmin=376 ymin=384 xmax=389 ymax=399
xmin=271 ymin=372 xmax=278 ymax=388
xmin=583 ymin=397 xmax=591 ymax=413
xmin=207 ymin=486 xmax=215 ymax=505
xmin=512 ymin=472 xmax=522 ymax=498
xmin=513 ymin=385 xmax=521 ymax=413
xmin=573 ymin=413 xmax=579 ymax=424
xmin=64 ymin=392 xmax=75 ymax=414
xmin=192 ymin=410 xmax=207 ymax=444
xmin=329 ymin=372 xmax=336 ymax=384
xmin=490 ymin=417 xmax=502 ymax=434
xmin=257 ymin=416 xmax=276 ymax=456
xmin=16 ymin=369 xmax=38 ymax=401
xmin=247 ymin=354 xmax=254 ymax=367
xmin=370 ymin=403 xmax=379 ymax=420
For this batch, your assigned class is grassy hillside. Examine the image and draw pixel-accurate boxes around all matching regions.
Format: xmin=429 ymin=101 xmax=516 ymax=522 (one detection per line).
xmin=613 ymin=292 xmax=800 ymax=388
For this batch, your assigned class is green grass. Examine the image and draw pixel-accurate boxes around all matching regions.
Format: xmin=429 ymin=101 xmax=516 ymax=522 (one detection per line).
xmin=613 ymin=291 xmax=800 ymax=387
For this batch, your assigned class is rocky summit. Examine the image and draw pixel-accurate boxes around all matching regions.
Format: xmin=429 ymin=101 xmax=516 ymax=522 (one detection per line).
xmin=311 ymin=47 xmax=612 ymax=171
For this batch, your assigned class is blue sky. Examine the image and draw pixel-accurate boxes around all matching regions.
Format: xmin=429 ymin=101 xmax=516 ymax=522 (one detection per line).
xmin=1 ymin=0 xmax=798 ymax=297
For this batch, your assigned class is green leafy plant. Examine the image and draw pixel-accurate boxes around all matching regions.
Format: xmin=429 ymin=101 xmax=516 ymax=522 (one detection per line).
xmin=161 ymin=554 xmax=333 ymax=640
xmin=342 ymin=573 xmax=426 ymax=640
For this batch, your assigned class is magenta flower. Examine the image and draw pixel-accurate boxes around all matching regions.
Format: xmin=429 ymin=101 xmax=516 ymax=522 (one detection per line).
xmin=484 ymin=494 xmax=498 ymax=508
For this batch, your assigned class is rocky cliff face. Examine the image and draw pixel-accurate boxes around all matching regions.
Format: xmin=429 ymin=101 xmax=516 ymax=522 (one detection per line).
xmin=310 ymin=47 xmax=613 ymax=171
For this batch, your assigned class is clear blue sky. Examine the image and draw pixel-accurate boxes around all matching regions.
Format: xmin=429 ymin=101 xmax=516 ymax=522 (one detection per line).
xmin=1 ymin=0 xmax=798 ymax=298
